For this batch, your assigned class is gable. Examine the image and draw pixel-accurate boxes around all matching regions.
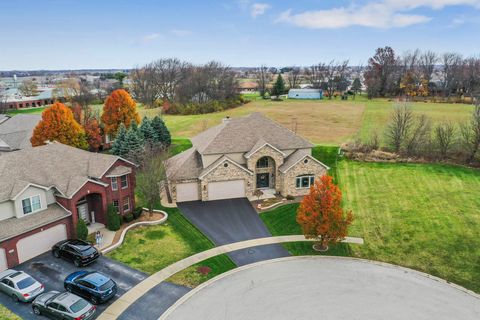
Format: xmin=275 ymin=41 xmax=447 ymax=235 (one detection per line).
xmin=200 ymin=157 xmax=252 ymax=180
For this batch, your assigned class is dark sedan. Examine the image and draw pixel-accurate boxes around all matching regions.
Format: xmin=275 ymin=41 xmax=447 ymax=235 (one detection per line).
xmin=64 ymin=271 xmax=117 ymax=304
xmin=52 ymin=240 xmax=100 ymax=267
xmin=32 ymin=291 xmax=96 ymax=320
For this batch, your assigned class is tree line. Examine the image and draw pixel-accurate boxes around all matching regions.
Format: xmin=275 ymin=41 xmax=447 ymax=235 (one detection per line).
xmin=130 ymin=58 xmax=243 ymax=114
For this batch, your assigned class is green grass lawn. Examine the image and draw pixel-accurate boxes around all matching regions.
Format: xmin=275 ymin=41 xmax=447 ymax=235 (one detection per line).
xmin=6 ymin=106 xmax=46 ymax=115
xmin=107 ymin=206 xmax=236 ymax=288
xmin=260 ymin=154 xmax=480 ymax=293
xmin=0 ymin=305 xmax=21 ymax=320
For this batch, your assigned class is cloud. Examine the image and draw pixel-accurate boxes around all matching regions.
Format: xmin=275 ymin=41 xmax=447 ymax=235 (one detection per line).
xmin=139 ymin=33 xmax=161 ymax=44
xmin=171 ymin=29 xmax=192 ymax=37
xmin=277 ymin=0 xmax=480 ymax=29
xmin=251 ymin=3 xmax=271 ymax=17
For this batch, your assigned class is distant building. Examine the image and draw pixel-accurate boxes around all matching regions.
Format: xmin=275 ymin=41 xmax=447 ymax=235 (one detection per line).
xmin=3 ymin=88 xmax=62 ymax=110
xmin=238 ymin=82 xmax=258 ymax=94
xmin=0 ymin=114 xmax=41 ymax=153
xmin=288 ymin=89 xmax=323 ymax=99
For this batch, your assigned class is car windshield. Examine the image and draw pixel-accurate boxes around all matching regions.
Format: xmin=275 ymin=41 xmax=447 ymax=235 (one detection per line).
xmin=99 ymin=280 xmax=114 ymax=291
xmin=70 ymin=299 xmax=89 ymax=313
xmin=17 ymin=277 xmax=36 ymax=289
xmin=69 ymin=240 xmax=92 ymax=252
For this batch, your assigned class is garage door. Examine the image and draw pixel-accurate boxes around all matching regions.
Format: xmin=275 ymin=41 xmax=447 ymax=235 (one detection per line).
xmin=17 ymin=224 xmax=67 ymax=263
xmin=176 ymin=182 xmax=200 ymax=202
xmin=0 ymin=248 xmax=7 ymax=272
xmin=208 ymin=180 xmax=245 ymax=201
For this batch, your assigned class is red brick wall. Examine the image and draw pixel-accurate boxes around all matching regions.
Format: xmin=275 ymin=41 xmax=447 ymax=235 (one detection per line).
xmin=0 ymin=217 xmax=72 ymax=269
xmin=100 ymin=159 xmax=137 ymax=215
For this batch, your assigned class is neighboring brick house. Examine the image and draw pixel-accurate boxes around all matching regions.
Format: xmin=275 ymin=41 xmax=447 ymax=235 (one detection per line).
xmin=0 ymin=142 xmax=136 ymax=270
xmin=166 ymin=113 xmax=329 ymax=202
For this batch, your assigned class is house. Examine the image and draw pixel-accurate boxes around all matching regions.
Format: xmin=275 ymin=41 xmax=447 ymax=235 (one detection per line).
xmin=288 ymin=88 xmax=323 ymax=99
xmin=166 ymin=113 xmax=329 ymax=203
xmin=0 ymin=114 xmax=41 ymax=154
xmin=0 ymin=142 xmax=136 ymax=270
xmin=238 ymin=82 xmax=259 ymax=94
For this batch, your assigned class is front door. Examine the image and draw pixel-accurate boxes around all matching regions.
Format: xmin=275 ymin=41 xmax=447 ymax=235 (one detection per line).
xmin=256 ymin=173 xmax=269 ymax=188
xmin=77 ymin=203 xmax=90 ymax=224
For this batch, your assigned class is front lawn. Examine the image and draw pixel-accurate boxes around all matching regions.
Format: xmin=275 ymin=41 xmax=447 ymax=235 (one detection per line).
xmin=107 ymin=206 xmax=236 ymax=288
xmin=261 ymin=159 xmax=480 ymax=293
xmin=0 ymin=305 xmax=20 ymax=320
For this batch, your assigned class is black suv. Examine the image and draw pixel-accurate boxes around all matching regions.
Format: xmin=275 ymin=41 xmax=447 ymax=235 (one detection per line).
xmin=52 ymin=240 xmax=100 ymax=267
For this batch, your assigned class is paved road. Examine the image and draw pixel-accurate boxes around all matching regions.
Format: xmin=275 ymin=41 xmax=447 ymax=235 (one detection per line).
xmin=1 ymin=252 xmax=188 ymax=320
xmin=162 ymin=256 xmax=480 ymax=320
xmin=177 ymin=198 xmax=289 ymax=266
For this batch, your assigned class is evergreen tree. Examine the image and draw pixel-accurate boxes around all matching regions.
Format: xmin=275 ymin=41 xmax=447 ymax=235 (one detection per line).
xmin=151 ymin=116 xmax=172 ymax=147
xmin=272 ymin=73 xmax=286 ymax=97
xmin=140 ymin=117 xmax=156 ymax=145
xmin=111 ymin=123 xmax=128 ymax=156
xmin=124 ymin=127 xmax=145 ymax=164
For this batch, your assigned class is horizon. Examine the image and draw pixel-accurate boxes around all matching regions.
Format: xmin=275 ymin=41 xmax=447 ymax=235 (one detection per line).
xmin=1 ymin=0 xmax=480 ymax=70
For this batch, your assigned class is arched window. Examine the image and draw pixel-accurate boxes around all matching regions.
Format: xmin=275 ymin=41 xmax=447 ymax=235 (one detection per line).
xmin=256 ymin=157 xmax=270 ymax=168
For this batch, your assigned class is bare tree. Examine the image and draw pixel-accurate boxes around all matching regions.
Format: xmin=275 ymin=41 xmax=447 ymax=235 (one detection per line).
xmin=419 ymin=50 xmax=437 ymax=84
xmin=386 ymin=104 xmax=414 ymax=153
xmin=463 ymin=57 xmax=480 ymax=102
xmin=287 ymin=67 xmax=301 ymax=89
xmin=18 ymin=79 xmax=38 ymax=96
xmin=460 ymin=104 xmax=480 ymax=163
xmin=72 ymin=79 xmax=95 ymax=124
xmin=324 ymin=60 xmax=349 ymax=99
xmin=305 ymin=63 xmax=327 ymax=89
xmin=405 ymin=114 xmax=431 ymax=156
xmin=130 ymin=63 xmax=161 ymax=108
xmin=434 ymin=122 xmax=455 ymax=159
xmin=441 ymin=52 xmax=463 ymax=99
xmin=255 ymin=65 xmax=272 ymax=97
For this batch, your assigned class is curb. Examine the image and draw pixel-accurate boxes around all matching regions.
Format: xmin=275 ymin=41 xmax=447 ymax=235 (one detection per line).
xmin=101 ymin=208 xmax=168 ymax=254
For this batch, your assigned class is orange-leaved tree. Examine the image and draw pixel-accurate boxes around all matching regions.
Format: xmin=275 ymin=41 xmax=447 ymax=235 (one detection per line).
xmin=84 ymin=117 xmax=102 ymax=151
xmin=31 ymin=102 xmax=88 ymax=149
xmin=101 ymin=89 xmax=140 ymax=137
xmin=296 ymin=175 xmax=353 ymax=251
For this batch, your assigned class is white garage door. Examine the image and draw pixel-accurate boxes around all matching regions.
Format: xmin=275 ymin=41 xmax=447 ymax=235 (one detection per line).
xmin=0 ymin=248 xmax=7 ymax=272
xmin=176 ymin=182 xmax=200 ymax=202
xmin=208 ymin=180 xmax=245 ymax=201
xmin=17 ymin=224 xmax=67 ymax=263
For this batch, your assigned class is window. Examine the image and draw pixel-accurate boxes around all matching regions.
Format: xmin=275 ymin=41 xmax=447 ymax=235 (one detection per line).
xmin=296 ymin=175 xmax=315 ymax=189
xmin=21 ymin=195 xmax=41 ymax=214
xmin=256 ymin=157 xmax=270 ymax=168
xmin=123 ymin=197 xmax=130 ymax=212
xmin=111 ymin=177 xmax=118 ymax=191
xmin=120 ymin=175 xmax=128 ymax=189
xmin=112 ymin=200 xmax=119 ymax=213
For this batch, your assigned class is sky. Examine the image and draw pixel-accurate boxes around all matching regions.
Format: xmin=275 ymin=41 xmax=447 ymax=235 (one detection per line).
xmin=1 ymin=0 xmax=480 ymax=70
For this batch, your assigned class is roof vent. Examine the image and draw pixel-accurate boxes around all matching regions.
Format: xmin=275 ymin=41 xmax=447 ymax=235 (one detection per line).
xmin=222 ymin=116 xmax=230 ymax=123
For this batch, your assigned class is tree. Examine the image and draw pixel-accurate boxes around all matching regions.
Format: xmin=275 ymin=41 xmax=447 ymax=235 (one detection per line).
xmin=106 ymin=204 xmax=121 ymax=231
xmin=435 ymin=122 xmax=455 ymax=159
xmin=419 ymin=50 xmax=437 ymax=85
xmin=296 ymin=175 xmax=353 ymax=251
xmin=460 ymin=104 xmax=480 ymax=163
xmin=31 ymin=102 xmax=88 ymax=149
xmin=386 ymin=104 xmax=414 ymax=153
xmin=114 ymin=72 xmax=127 ymax=87
xmin=101 ymin=89 xmax=140 ymax=136
xmin=256 ymin=65 xmax=272 ymax=98
xmin=139 ymin=117 xmax=156 ymax=145
xmin=123 ymin=127 xmax=144 ymax=164
xmin=351 ymin=78 xmax=362 ymax=99
xmin=71 ymin=79 xmax=95 ymax=123
xmin=76 ymin=219 xmax=88 ymax=241
xmin=84 ymin=118 xmax=102 ymax=151
xmin=111 ymin=123 xmax=128 ymax=157
xmin=324 ymin=60 xmax=349 ymax=99
xmin=405 ymin=114 xmax=431 ymax=156
xmin=136 ymin=148 xmax=168 ymax=216
xmin=18 ymin=79 xmax=38 ymax=96
xmin=151 ymin=116 xmax=171 ymax=147
xmin=271 ymin=73 xmax=286 ymax=97
xmin=287 ymin=67 xmax=301 ymax=89
xmin=364 ymin=46 xmax=397 ymax=98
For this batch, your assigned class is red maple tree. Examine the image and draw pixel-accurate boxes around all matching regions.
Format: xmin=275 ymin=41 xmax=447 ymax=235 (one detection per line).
xmin=296 ymin=175 xmax=353 ymax=251
xmin=101 ymin=89 xmax=140 ymax=136
xmin=84 ymin=117 xmax=102 ymax=151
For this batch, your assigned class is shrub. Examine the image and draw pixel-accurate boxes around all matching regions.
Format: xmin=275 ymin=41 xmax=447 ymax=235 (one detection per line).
xmin=123 ymin=213 xmax=134 ymax=223
xmin=76 ymin=219 xmax=88 ymax=241
xmin=286 ymin=195 xmax=295 ymax=201
xmin=133 ymin=207 xmax=143 ymax=219
xmin=107 ymin=204 xmax=121 ymax=231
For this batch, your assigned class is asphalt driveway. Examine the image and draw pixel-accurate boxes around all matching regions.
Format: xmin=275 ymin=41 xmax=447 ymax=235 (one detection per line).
xmin=177 ymin=198 xmax=289 ymax=266
xmin=1 ymin=251 xmax=188 ymax=320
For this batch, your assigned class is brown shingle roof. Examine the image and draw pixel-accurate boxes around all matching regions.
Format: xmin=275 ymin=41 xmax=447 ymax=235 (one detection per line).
xmin=165 ymin=147 xmax=203 ymax=181
xmin=0 ymin=142 xmax=128 ymax=201
xmin=191 ymin=113 xmax=313 ymax=155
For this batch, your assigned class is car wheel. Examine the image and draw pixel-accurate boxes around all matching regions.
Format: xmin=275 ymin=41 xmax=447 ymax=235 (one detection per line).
xmin=33 ymin=306 xmax=41 ymax=315
xmin=11 ymin=294 xmax=19 ymax=302
xmin=53 ymin=249 xmax=60 ymax=258
xmin=74 ymin=258 xmax=81 ymax=267
xmin=91 ymin=296 xmax=99 ymax=305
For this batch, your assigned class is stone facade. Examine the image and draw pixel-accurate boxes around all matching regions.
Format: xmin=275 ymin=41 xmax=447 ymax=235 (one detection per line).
xmin=246 ymin=145 xmax=285 ymax=190
xmin=200 ymin=159 xmax=253 ymax=201
xmin=169 ymin=178 xmax=199 ymax=203
xmin=280 ymin=157 xmax=328 ymax=197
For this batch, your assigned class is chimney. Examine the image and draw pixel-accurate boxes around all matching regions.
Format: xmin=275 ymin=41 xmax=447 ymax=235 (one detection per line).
xmin=222 ymin=116 xmax=231 ymax=124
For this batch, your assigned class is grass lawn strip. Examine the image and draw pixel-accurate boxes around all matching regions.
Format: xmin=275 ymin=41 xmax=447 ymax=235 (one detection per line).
xmin=0 ymin=305 xmax=21 ymax=320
